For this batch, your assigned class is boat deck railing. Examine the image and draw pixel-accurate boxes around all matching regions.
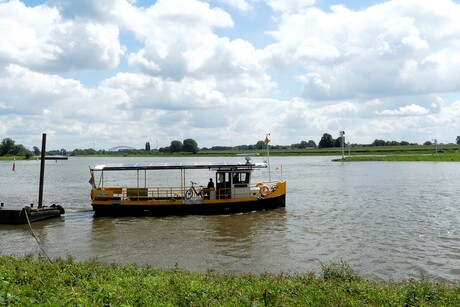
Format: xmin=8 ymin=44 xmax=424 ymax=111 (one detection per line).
xmin=111 ymin=186 xmax=184 ymax=200
xmin=93 ymin=182 xmax=280 ymax=202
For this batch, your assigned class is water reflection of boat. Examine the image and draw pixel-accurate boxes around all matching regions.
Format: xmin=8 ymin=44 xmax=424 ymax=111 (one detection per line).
xmin=89 ymin=157 xmax=286 ymax=216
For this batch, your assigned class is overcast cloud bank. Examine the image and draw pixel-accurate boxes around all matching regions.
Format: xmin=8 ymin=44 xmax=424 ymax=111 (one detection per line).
xmin=1 ymin=0 xmax=460 ymax=150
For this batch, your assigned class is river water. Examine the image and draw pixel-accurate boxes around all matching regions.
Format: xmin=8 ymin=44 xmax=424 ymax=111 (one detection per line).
xmin=1 ymin=156 xmax=459 ymax=283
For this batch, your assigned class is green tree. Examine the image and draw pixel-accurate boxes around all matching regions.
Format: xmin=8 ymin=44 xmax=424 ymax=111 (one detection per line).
xmin=307 ymin=140 xmax=317 ymax=148
xmin=456 ymin=136 xmax=460 ymax=145
xmin=145 ymin=142 xmax=151 ymax=151
xmin=373 ymin=139 xmax=385 ymax=146
xmin=9 ymin=144 xmax=26 ymax=155
xmin=335 ymin=136 xmax=345 ymax=147
xmin=183 ymin=138 xmax=198 ymax=153
xmin=255 ymin=140 xmax=265 ymax=150
xmin=299 ymin=141 xmax=308 ymax=149
xmin=0 ymin=138 xmax=30 ymax=157
xmin=24 ymin=150 xmax=33 ymax=159
xmin=33 ymin=146 xmax=40 ymax=156
xmin=318 ymin=133 xmax=334 ymax=149
xmin=170 ymin=140 xmax=183 ymax=152
xmin=0 ymin=138 xmax=16 ymax=156
xmin=386 ymin=140 xmax=398 ymax=146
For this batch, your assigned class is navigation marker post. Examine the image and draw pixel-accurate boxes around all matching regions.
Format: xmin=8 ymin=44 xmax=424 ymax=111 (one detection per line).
xmin=433 ymin=139 xmax=438 ymax=155
xmin=340 ymin=131 xmax=345 ymax=160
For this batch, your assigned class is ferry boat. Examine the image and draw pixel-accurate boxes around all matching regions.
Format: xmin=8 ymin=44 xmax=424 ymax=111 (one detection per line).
xmin=89 ymin=158 xmax=286 ymax=216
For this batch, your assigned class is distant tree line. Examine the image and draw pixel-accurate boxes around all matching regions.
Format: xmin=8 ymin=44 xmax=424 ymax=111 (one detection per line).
xmin=158 ymin=139 xmax=199 ymax=154
xmin=31 ymin=146 xmax=68 ymax=156
xmin=371 ymin=139 xmax=417 ymax=146
xmin=2 ymin=135 xmax=460 ymax=158
xmin=202 ymin=140 xmax=317 ymax=151
xmin=317 ymin=133 xmax=460 ymax=149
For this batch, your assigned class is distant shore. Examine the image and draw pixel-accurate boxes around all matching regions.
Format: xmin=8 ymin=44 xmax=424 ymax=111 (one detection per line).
xmin=333 ymin=153 xmax=460 ymax=162
xmin=2 ymin=144 xmax=459 ymax=161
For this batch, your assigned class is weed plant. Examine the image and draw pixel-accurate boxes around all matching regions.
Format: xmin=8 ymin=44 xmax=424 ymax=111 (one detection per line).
xmin=1 ymin=255 xmax=459 ymax=306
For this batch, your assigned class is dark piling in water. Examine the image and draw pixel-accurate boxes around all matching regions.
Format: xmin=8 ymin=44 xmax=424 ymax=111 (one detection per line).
xmin=38 ymin=133 xmax=46 ymax=208
xmin=0 ymin=133 xmax=64 ymax=224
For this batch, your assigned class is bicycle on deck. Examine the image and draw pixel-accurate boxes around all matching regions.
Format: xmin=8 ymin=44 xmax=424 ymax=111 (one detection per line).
xmin=185 ymin=181 xmax=203 ymax=199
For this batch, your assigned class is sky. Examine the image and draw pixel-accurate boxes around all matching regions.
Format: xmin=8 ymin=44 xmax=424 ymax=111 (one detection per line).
xmin=1 ymin=0 xmax=460 ymax=150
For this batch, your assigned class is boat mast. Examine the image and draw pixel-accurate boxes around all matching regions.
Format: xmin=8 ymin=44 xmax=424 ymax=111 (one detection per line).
xmin=265 ymin=133 xmax=271 ymax=183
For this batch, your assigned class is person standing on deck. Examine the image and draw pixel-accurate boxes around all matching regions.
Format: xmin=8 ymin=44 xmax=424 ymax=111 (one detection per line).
xmin=207 ymin=178 xmax=214 ymax=189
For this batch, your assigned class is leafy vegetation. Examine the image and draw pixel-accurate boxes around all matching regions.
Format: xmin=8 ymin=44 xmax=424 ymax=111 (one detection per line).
xmin=1 ymin=256 xmax=459 ymax=306
xmin=319 ymin=133 xmax=335 ymax=148
xmin=320 ymin=260 xmax=361 ymax=282
xmin=3 ymin=143 xmax=460 ymax=161
xmin=2 ymin=134 xmax=460 ymax=160
xmin=0 ymin=138 xmax=32 ymax=158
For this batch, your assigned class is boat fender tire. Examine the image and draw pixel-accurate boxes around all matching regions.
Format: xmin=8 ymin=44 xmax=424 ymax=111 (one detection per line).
xmin=260 ymin=185 xmax=270 ymax=197
xmin=57 ymin=205 xmax=65 ymax=215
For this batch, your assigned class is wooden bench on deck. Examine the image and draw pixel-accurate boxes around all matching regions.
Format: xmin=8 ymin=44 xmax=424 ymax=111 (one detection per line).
xmin=126 ymin=188 xmax=148 ymax=200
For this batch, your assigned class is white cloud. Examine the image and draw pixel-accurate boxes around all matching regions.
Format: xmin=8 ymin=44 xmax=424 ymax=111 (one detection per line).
xmin=266 ymin=0 xmax=315 ymax=12
xmin=0 ymin=64 xmax=85 ymax=114
xmin=2 ymin=0 xmax=460 ymax=149
xmin=101 ymin=72 xmax=226 ymax=110
xmin=0 ymin=0 xmax=124 ymax=73
xmin=123 ymin=1 xmax=273 ymax=96
xmin=375 ymin=104 xmax=430 ymax=116
xmin=121 ymin=0 xmax=233 ymax=39
xmin=266 ymin=0 xmax=460 ymax=101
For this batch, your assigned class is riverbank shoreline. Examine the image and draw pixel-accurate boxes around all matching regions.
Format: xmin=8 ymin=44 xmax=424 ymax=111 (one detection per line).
xmin=333 ymin=153 xmax=460 ymax=162
xmin=1 ymin=255 xmax=458 ymax=305
xmin=3 ymin=144 xmax=460 ymax=162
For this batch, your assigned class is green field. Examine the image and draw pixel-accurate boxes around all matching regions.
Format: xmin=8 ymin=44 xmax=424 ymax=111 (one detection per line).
xmin=1 ymin=256 xmax=459 ymax=306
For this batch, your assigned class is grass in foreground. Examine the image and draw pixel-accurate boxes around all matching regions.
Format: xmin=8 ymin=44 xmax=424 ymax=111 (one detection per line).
xmin=1 ymin=256 xmax=459 ymax=306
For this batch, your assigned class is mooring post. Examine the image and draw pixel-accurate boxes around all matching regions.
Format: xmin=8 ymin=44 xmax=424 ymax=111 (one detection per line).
xmin=38 ymin=133 xmax=46 ymax=209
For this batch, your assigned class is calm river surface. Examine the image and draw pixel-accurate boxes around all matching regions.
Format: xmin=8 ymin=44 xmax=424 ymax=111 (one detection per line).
xmin=1 ymin=156 xmax=459 ymax=283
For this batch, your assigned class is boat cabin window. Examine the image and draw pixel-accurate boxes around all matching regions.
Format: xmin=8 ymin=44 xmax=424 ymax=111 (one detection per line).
xmin=217 ymin=172 xmax=228 ymax=185
xmin=232 ymin=172 xmax=250 ymax=184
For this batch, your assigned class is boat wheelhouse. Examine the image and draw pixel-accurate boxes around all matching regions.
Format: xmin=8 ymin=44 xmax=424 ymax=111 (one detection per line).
xmin=89 ymin=158 xmax=286 ymax=216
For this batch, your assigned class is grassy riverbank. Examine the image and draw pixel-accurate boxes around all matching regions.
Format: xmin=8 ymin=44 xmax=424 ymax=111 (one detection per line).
xmin=335 ymin=153 xmax=460 ymax=162
xmin=1 ymin=256 xmax=459 ymax=306
xmin=2 ymin=144 xmax=460 ymax=160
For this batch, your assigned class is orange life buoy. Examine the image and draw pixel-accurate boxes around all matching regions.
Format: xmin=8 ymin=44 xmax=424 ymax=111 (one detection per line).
xmin=259 ymin=185 xmax=270 ymax=197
